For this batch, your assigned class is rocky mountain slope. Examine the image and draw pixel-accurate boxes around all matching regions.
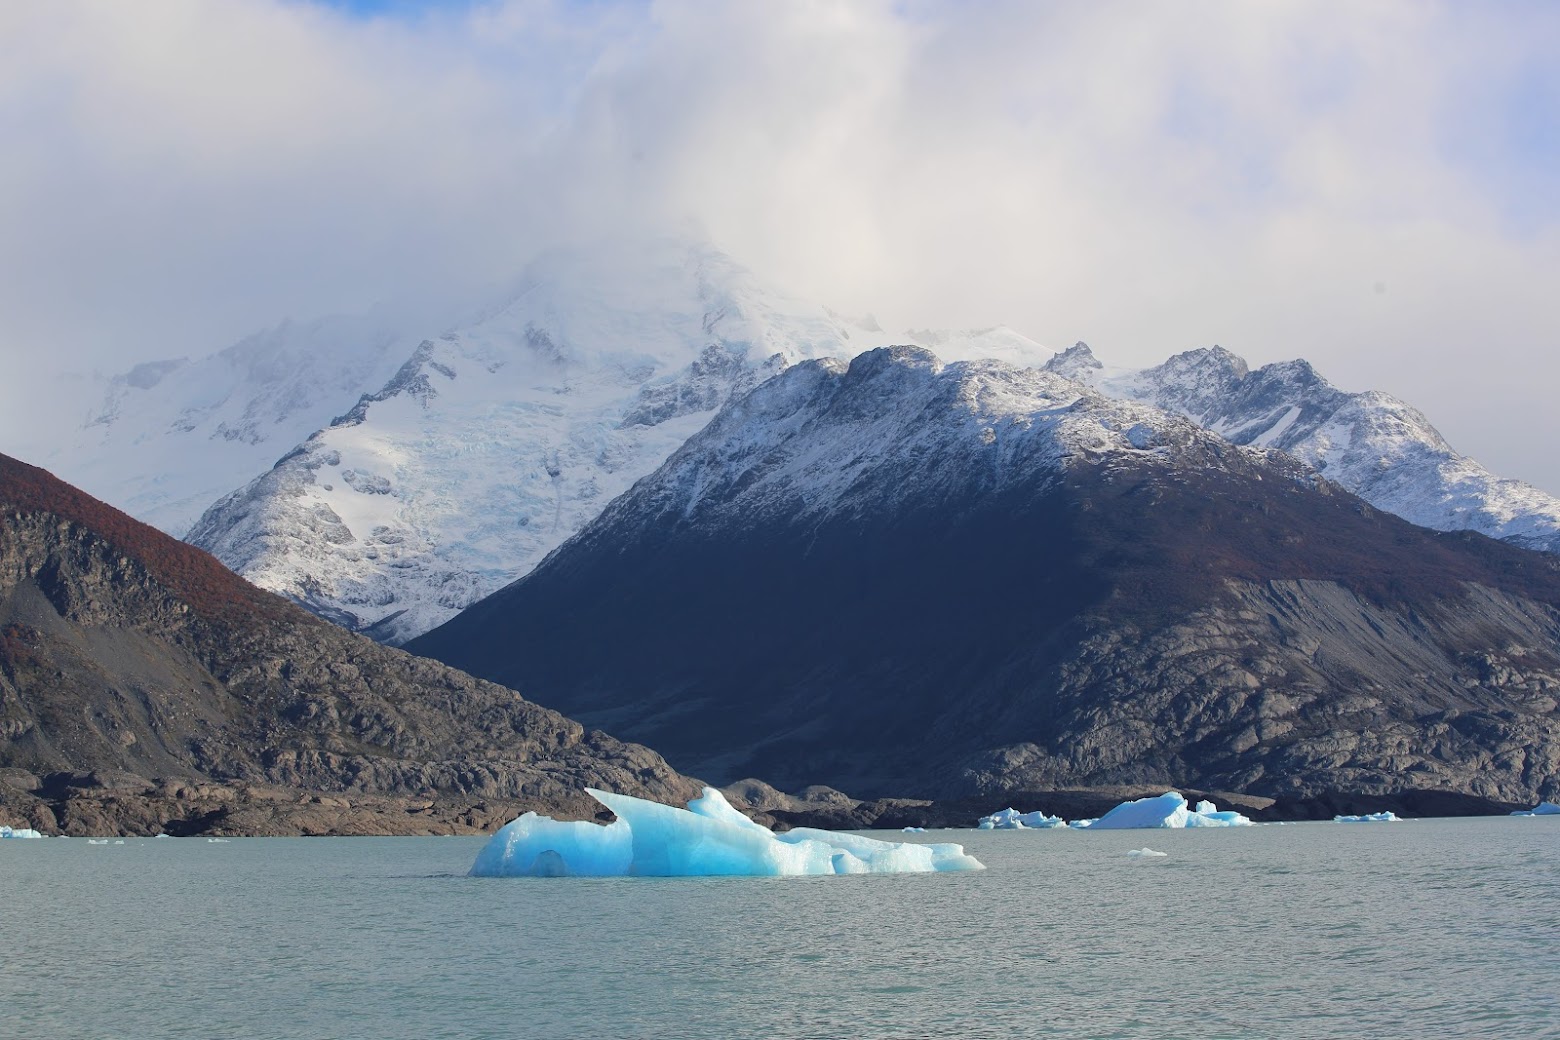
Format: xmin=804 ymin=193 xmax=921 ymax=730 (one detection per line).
xmin=184 ymin=239 xmax=1052 ymax=643
xmin=408 ymin=346 xmax=1560 ymax=806
xmin=0 ymin=451 xmax=703 ymax=836
xmin=1049 ymin=342 xmax=1560 ymax=553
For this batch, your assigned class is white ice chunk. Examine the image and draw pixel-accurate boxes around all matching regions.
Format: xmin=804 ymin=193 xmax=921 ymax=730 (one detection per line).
xmin=1068 ymin=818 xmax=1097 ymax=829
xmin=1127 ymin=847 xmax=1167 ymax=858
xmin=0 ymin=825 xmax=43 ymax=839
xmin=1090 ymin=792 xmax=1252 ymax=829
xmin=1333 ymin=812 xmax=1400 ymax=823
xmin=977 ymin=807 xmax=1065 ymax=830
xmin=470 ymin=787 xmax=985 ymax=878
xmin=1510 ymin=801 xmax=1560 ymax=817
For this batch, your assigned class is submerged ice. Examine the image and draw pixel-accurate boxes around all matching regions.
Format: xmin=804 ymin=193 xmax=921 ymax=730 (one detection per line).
xmin=471 ymin=788 xmax=985 ymax=878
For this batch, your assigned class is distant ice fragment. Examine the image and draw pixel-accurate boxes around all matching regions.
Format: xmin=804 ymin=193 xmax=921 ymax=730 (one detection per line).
xmin=1334 ymin=812 xmax=1400 ymax=823
xmin=1 ymin=824 xmax=43 ymax=839
xmin=1510 ymin=801 xmax=1560 ymax=817
xmin=470 ymin=787 xmax=985 ymax=878
xmin=902 ymin=826 xmax=926 ymax=833
xmin=1090 ymin=792 xmax=1252 ymax=829
xmin=977 ymin=807 xmax=1065 ymax=830
xmin=1127 ymin=848 xmax=1167 ymax=858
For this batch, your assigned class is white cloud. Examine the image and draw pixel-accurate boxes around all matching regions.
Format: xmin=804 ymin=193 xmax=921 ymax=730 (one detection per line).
xmin=1 ymin=0 xmax=1557 ymax=489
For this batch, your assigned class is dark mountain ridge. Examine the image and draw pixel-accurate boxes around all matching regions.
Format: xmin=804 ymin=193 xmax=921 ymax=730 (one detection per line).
xmin=0 ymin=452 xmax=702 ymax=836
xmin=409 ymin=347 xmax=1560 ymax=805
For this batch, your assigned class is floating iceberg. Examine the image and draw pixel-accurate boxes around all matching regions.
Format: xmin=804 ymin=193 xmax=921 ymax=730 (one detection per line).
xmin=1510 ymin=801 xmax=1560 ymax=817
xmin=1089 ymin=792 xmax=1253 ymax=829
xmin=977 ymin=807 xmax=1065 ymax=830
xmin=1334 ymin=812 xmax=1400 ymax=823
xmin=471 ymin=788 xmax=985 ymax=878
xmin=1 ymin=824 xmax=43 ymax=839
xmin=1067 ymin=818 xmax=1098 ymax=829
xmin=1127 ymin=847 xmax=1167 ymax=858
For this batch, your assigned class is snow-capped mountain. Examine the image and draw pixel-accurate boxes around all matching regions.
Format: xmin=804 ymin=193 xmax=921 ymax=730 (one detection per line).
xmin=408 ymin=345 xmax=1560 ymax=804
xmin=1048 ymin=342 xmax=1560 ymax=554
xmin=187 ymin=238 xmax=1037 ymax=644
xmin=27 ymin=313 xmax=422 ymax=537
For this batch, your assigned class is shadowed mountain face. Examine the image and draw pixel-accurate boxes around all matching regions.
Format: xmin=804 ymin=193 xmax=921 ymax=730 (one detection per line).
xmin=409 ymin=347 xmax=1560 ymax=804
xmin=0 ymin=452 xmax=701 ymax=835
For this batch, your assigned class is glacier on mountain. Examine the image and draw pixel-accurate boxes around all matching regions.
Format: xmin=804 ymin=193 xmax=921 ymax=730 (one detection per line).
xmin=26 ymin=312 xmax=427 ymax=537
xmin=185 ymin=240 xmax=1054 ymax=643
xmin=470 ymin=786 xmax=984 ymax=877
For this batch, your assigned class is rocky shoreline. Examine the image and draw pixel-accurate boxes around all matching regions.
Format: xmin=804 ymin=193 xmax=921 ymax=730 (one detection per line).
xmin=2 ymin=769 xmax=1529 ymax=838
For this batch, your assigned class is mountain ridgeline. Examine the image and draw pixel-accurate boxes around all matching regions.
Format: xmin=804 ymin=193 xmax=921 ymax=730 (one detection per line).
xmin=409 ymin=347 xmax=1560 ymax=807
xmin=0 ymin=452 xmax=701 ymax=835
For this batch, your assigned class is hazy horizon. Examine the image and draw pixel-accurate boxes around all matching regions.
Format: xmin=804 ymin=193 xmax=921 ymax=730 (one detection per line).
xmin=2 ymin=1 xmax=1557 ymax=493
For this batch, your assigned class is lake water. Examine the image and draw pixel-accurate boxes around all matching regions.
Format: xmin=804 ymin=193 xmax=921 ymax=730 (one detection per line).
xmin=2 ymin=816 xmax=1556 ymax=1039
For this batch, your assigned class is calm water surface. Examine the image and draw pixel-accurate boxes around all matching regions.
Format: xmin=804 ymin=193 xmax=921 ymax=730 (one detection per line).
xmin=2 ymin=817 xmax=1556 ymax=1039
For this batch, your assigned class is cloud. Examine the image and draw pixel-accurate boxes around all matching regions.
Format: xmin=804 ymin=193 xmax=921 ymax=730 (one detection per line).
xmin=1 ymin=0 xmax=1558 ymax=489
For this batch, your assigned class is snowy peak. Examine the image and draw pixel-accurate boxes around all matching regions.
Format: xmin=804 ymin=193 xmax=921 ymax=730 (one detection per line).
xmin=36 ymin=313 xmax=422 ymax=537
xmin=1063 ymin=342 xmax=1560 ymax=553
xmin=597 ymin=346 xmax=1245 ymax=537
xmin=1114 ymin=345 xmax=1251 ymax=423
xmin=1042 ymin=341 xmax=1102 ymax=382
xmin=186 ymin=237 xmax=868 ymax=644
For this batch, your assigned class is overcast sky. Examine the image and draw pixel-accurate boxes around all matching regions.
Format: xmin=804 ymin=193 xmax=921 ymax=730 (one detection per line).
xmin=2 ymin=1 xmax=1558 ymax=490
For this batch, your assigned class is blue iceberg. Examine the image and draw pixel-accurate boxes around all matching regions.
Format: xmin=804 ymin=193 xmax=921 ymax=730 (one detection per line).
xmin=1510 ymin=801 xmax=1560 ymax=817
xmin=1 ymin=824 xmax=43 ymax=839
xmin=1334 ymin=812 xmax=1400 ymax=823
xmin=471 ymin=788 xmax=985 ymax=877
xmin=977 ymin=807 xmax=1065 ymax=830
xmin=1089 ymin=792 xmax=1253 ymax=829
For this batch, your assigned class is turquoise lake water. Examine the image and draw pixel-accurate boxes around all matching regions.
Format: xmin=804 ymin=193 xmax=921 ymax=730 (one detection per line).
xmin=2 ymin=816 xmax=1556 ymax=1039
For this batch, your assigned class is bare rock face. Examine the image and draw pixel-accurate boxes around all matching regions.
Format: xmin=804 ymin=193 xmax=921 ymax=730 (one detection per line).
xmin=409 ymin=348 xmax=1560 ymax=807
xmin=0 ymin=452 xmax=702 ymax=835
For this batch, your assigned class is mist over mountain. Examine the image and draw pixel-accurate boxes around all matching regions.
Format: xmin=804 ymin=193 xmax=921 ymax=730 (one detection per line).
xmin=181 ymin=238 xmax=1050 ymax=643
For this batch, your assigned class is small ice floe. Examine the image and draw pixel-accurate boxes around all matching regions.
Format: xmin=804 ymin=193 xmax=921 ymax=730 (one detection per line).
xmin=472 ymin=787 xmax=985 ymax=878
xmin=1090 ymin=792 xmax=1253 ymax=829
xmin=1 ymin=824 xmax=43 ymax=839
xmin=1068 ymin=819 xmax=1097 ymax=829
xmin=1334 ymin=812 xmax=1400 ymax=823
xmin=901 ymin=827 xmax=927 ymax=833
xmin=87 ymin=839 xmax=109 ymax=845
xmin=1127 ymin=847 xmax=1168 ymax=859
xmin=1510 ymin=801 xmax=1560 ymax=817
xmin=154 ymin=833 xmax=171 ymax=839
xmin=977 ymin=807 xmax=1065 ymax=830
xmin=207 ymin=837 xmax=232 ymax=843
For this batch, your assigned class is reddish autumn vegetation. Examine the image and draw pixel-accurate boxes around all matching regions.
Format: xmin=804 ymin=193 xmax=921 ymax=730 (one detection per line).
xmin=0 ymin=452 xmax=288 ymax=624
